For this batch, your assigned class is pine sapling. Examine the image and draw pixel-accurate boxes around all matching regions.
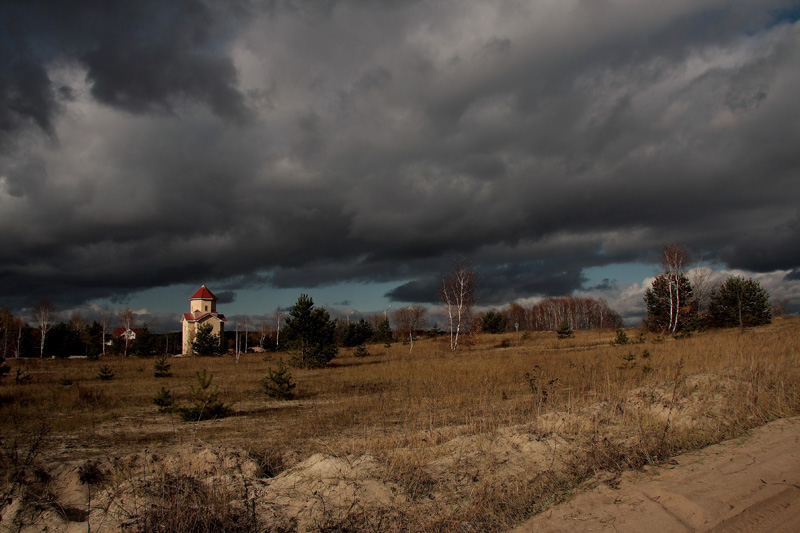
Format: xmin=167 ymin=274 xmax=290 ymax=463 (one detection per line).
xmin=354 ymin=345 xmax=370 ymax=358
xmin=556 ymin=320 xmax=573 ymax=339
xmin=177 ymin=369 xmax=231 ymax=421
xmin=153 ymin=387 xmax=175 ymax=413
xmin=261 ymin=359 xmax=296 ymax=400
xmin=154 ymin=355 xmax=172 ymax=378
xmin=97 ymin=365 xmax=115 ymax=381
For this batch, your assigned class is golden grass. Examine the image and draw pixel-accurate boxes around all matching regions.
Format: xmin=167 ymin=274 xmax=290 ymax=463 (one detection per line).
xmin=3 ymin=318 xmax=800 ymax=530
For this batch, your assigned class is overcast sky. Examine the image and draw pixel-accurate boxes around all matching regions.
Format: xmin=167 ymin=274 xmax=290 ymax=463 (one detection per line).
xmin=2 ymin=0 xmax=799 ymax=330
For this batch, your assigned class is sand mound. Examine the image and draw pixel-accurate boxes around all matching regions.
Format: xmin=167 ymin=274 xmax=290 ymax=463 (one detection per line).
xmin=263 ymin=453 xmax=408 ymax=530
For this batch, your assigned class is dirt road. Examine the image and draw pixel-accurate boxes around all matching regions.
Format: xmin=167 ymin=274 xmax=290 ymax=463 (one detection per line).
xmin=512 ymin=416 xmax=800 ymax=532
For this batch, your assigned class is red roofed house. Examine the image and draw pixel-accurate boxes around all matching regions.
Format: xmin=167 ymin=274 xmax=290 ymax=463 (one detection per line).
xmin=181 ymin=285 xmax=227 ymax=354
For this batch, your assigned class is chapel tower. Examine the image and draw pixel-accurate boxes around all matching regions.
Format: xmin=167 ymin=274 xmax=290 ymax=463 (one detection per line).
xmin=181 ymin=285 xmax=226 ymax=354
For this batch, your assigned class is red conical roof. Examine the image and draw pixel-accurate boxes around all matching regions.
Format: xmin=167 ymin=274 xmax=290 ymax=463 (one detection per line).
xmin=189 ymin=285 xmax=218 ymax=300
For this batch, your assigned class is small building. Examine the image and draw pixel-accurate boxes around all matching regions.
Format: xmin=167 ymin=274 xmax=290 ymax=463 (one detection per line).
xmin=112 ymin=328 xmax=139 ymax=341
xmin=181 ymin=285 xmax=227 ymax=354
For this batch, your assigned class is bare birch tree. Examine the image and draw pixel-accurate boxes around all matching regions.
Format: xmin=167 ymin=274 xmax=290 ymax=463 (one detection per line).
xmin=274 ymin=306 xmax=282 ymax=348
xmin=661 ymin=243 xmax=691 ymax=334
xmin=235 ymin=319 xmax=241 ymax=362
xmin=118 ymin=308 xmax=136 ymax=356
xmin=234 ymin=316 xmax=249 ymax=363
xmin=689 ymin=257 xmax=719 ymax=320
xmin=14 ymin=317 xmax=24 ymax=358
xmin=440 ymin=260 xmax=476 ymax=351
xmin=33 ymin=300 xmax=54 ymax=358
xmin=392 ymin=306 xmax=427 ymax=353
xmin=259 ymin=320 xmax=272 ymax=349
xmin=98 ymin=307 xmax=111 ymax=357
xmin=243 ymin=316 xmax=249 ymax=355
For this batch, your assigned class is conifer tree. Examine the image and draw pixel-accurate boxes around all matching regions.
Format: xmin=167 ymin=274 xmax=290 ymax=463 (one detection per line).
xmin=192 ymin=323 xmax=222 ymax=356
xmin=375 ymin=317 xmax=393 ymax=346
xmin=261 ymin=359 xmax=296 ymax=400
xmin=644 ymin=274 xmax=695 ymax=333
xmin=283 ymin=294 xmax=337 ymax=368
xmin=556 ymin=319 xmax=573 ymax=339
xmin=708 ymin=277 xmax=772 ymax=328
xmin=154 ymin=355 xmax=172 ymax=377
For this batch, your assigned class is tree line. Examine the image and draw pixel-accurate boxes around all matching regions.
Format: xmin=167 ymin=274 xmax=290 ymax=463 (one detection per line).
xmin=0 ymin=305 xmax=180 ymax=359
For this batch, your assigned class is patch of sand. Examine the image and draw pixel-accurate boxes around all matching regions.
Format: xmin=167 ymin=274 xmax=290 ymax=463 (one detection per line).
xmin=511 ymin=416 xmax=800 ymax=532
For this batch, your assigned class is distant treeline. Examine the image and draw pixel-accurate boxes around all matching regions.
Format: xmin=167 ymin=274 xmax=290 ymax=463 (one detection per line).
xmin=479 ymin=296 xmax=623 ymax=334
xmin=0 ymin=308 xmax=181 ymax=358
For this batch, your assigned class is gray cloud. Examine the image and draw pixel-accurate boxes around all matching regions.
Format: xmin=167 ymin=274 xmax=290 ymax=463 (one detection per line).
xmin=1 ymin=0 xmax=799 ymax=315
xmin=215 ymin=291 xmax=237 ymax=305
xmin=0 ymin=0 xmax=250 ymax=148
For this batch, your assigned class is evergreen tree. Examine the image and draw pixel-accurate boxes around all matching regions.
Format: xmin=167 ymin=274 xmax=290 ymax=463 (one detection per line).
xmin=283 ymin=294 xmax=337 ymax=368
xmin=131 ymin=324 xmax=155 ymax=356
xmin=97 ymin=365 xmax=115 ymax=381
xmin=152 ymin=387 xmax=174 ymax=413
xmin=191 ymin=323 xmax=222 ymax=356
xmin=177 ymin=369 xmax=231 ymax=421
xmin=427 ymin=323 xmax=443 ymax=337
xmin=643 ymin=273 xmax=696 ymax=333
xmin=708 ymin=277 xmax=772 ymax=328
xmin=154 ymin=355 xmax=172 ymax=378
xmin=375 ymin=317 xmax=393 ymax=346
xmin=261 ymin=359 xmax=296 ymax=400
xmin=556 ymin=319 xmax=573 ymax=339
xmin=481 ymin=311 xmax=507 ymax=334
xmin=340 ymin=318 xmax=374 ymax=347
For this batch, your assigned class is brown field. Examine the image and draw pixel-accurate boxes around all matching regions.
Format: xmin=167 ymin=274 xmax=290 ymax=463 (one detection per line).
xmin=2 ymin=318 xmax=800 ymax=531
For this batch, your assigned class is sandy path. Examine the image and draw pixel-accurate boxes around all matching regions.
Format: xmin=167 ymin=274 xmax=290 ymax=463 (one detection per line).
xmin=512 ymin=416 xmax=800 ymax=532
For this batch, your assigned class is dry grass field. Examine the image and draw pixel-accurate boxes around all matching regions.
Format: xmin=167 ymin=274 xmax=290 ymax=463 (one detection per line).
xmin=2 ymin=318 xmax=800 ymax=531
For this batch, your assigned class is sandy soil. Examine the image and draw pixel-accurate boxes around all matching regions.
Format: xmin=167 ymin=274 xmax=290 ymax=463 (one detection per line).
xmin=4 ymin=411 xmax=800 ymax=531
xmin=512 ymin=416 xmax=800 ymax=532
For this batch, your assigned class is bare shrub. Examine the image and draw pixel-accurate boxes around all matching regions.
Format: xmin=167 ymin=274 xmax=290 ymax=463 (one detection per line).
xmin=127 ymin=473 xmax=261 ymax=533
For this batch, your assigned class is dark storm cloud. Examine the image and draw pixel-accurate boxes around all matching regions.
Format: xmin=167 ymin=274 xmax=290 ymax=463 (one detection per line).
xmin=2 ymin=0 xmax=800 ymax=314
xmin=721 ymin=213 xmax=800 ymax=272
xmin=215 ymin=291 xmax=237 ymax=304
xmin=0 ymin=0 xmax=249 ymax=148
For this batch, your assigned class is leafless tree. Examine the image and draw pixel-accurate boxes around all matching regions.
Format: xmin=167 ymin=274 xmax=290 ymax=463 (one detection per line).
xmin=771 ymin=297 xmax=791 ymax=318
xmin=70 ymin=312 xmax=92 ymax=357
xmin=118 ymin=308 xmax=136 ymax=356
xmin=689 ymin=257 xmax=719 ymax=319
xmin=235 ymin=319 xmax=241 ymax=362
xmin=440 ymin=259 xmax=476 ymax=351
xmin=0 ymin=311 xmax=22 ymax=359
xmin=392 ymin=306 xmax=427 ymax=353
xmin=661 ymin=243 xmax=691 ymax=334
xmin=505 ymin=302 xmax=528 ymax=332
xmin=259 ymin=320 xmax=272 ymax=349
xmin=14 ymin=317 xmax=24 ymax=358
xmin=243 ymin=316 xmax=249 ymax=355
xmin=274 ymin=306 xmax=282 ymax=348
xmin=98 ymin=307 xmax=111 ymax=357
xmin=234 ymin=316 xmax=250 ymax=363
xmin=528 ymin=296 xmax=622 ymax=331
xmin=33 ymin=300 xmax=54 ymax=358
xmin=0 ymin=308 xmax=13 ymax=359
